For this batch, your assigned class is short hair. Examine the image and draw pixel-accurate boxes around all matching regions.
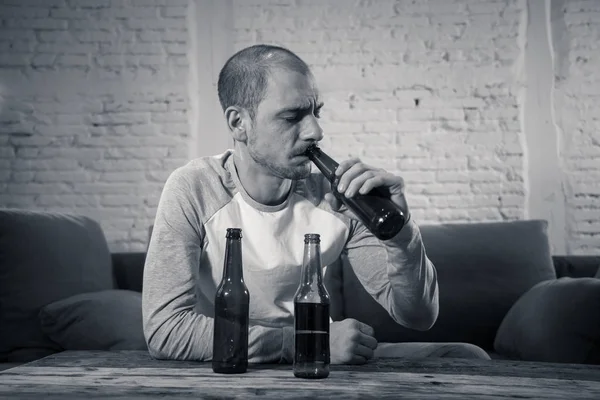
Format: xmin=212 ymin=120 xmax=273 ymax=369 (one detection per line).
xmin=217 ymin=44 xmax=311 ymax=120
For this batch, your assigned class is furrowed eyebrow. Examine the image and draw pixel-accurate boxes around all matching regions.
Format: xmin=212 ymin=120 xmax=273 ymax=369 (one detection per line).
xmin=278 ymin=101 xmax=324 ymax=115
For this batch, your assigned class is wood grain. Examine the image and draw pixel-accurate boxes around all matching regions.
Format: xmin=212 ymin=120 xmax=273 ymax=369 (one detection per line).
xmin=0 ymin=350 xmax=599 ymax=399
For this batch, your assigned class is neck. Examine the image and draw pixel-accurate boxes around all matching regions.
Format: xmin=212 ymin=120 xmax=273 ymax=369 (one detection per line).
xmin=232 ymin=147 xmax=292 ymax=206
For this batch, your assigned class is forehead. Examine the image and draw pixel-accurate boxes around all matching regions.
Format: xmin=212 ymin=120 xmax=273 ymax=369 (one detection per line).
xmin=260 ymin=68 xmax=320 ymax=110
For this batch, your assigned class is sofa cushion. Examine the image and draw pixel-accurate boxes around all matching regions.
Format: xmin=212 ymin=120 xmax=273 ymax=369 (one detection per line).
xmin=39 ymin=289 xmax=147 ymax=351
xmin=0 ymin=209 xmax=114 ymax=362
xmin=341 ymin=219 xmax=557 ymax=351
xmin=494 ymin=277 xmax=600 ymax=364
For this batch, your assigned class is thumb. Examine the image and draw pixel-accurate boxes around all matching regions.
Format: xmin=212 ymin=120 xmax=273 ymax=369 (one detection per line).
xmin=324 ymin=192 xmax=343 ymax=211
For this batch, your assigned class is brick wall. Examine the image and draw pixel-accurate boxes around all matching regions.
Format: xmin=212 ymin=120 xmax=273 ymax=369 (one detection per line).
xmin=0 ymin=0 xmax=190 ymax=251
xmin=553 ymin=0 xmax=600 ymax=254
xmin=233 ymin=0 xmax=527 ymax=225
xmin=0 ymin=0 xmax=599 ymax=254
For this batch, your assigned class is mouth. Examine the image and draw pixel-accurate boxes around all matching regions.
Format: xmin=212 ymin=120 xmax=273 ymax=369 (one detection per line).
xmin=294 ymin=154 xmax=310 ymax=162
xmin=298 ymin=144 xmax=318 ymax=158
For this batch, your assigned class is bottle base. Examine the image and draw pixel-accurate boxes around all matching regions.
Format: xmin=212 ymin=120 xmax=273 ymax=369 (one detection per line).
xmin=212 ymin=362 xmax=248 ymax=374
xmin=293 ymin=362 xmax=330 ymax=379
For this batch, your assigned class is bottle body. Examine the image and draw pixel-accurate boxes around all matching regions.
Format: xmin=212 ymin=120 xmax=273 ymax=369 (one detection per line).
xmin=305 ymin=145 xmax=408 ymax=241
xmin=293 ymin=233 xmax=330 ymax=379
xmin=212 ymin=228 xmax=250 ymax=374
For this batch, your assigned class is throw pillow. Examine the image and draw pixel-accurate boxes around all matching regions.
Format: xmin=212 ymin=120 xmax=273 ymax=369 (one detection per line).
xmin=39 ymin=290 xmax=147 ymax=351
xmin=0 ymin=209 xmax=114 ymax=362
xmin=494 ymin=277 xmax=600 ymax=364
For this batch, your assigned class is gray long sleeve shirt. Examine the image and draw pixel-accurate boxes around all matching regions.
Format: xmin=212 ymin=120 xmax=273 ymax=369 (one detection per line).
xmin=142 ymin=150 xmax=439 ymax=363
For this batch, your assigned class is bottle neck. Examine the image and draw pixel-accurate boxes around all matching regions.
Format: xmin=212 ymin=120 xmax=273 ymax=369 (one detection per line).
xmin=300 ymin=242 xmax=324 ymax=287
xmin=305 ymin=146 xmax=338 ymax=182
xmin=223 ymin=238 xmax=244 ymax=282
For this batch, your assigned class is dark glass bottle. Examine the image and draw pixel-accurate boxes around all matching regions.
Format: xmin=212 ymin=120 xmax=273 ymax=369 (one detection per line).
xmin=212 ymin=228 xmax=249 ymax=374
xmin=293 ymin=233 xmax=330 ymax=379
xmin=305 ymin=145 xmax=409 ymax=241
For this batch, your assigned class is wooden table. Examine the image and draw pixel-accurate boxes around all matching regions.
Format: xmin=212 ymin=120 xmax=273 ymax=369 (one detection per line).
xmin=1 ymin=350 xmax=599 ymax=399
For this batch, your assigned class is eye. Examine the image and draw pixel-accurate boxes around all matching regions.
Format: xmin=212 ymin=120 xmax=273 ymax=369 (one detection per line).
xmin=283 ymin=115 xmax=301 ymax=123
xmin=314 ymin=107 xmax=322 ymax=118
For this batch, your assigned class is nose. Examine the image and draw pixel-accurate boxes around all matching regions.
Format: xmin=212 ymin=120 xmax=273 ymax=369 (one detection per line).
xmin=300 ymin=115 xmax=324 ymax=142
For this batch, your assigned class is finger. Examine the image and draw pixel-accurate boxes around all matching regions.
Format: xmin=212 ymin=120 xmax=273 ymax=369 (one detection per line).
xmin=344 ymin=170 xmax=377 ymax=198
xmin=358 ymin=174 xmax=389 ymax=195
xmin=348 ymin=354 xmax=368 ymax=365
xmin=324 ymin=192 xmax=342 ymax=211
xmin=334 ymin=157 xmax=361 ymax=178
xmin=358 ymin=321 xmax=375 ymax=337
xmin=358 ymin=331 xmax=379 ymax=350
xmin=354 ymin=343 xmax=375 ymax=360
xmin=336 ymin=162 xmax=370 ymax=193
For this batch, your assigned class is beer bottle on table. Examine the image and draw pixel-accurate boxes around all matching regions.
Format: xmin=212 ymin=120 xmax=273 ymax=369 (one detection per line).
xmin=304 ymin=145 xmax=409 ymax=241
xmin=293 ymin=233 xmax=330 ymax=379
xmin=212 ymin=228 xmax=249 ymax=374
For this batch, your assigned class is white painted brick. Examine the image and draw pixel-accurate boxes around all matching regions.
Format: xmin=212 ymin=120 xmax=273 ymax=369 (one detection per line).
xmin=6 ymin=18 xmax=68 ymax=29
xmin=31 ymin=54 xmax=56 ymax=67
xmin=37 ymin=194 xmax=99 ymax=207
xmin=6 ymin=182 xmax=71 ymax=195
xmin=0 ymin=5 xmax=50 ymax=18
xmin=168 ymin=55 xmax=188 ymax=66
xmin=49 ymin=8 xmax=88 ymax=19
xmin=11 ymin=171 xmax=36 ymax=183
xmin=56 ymin=54 xmax=89 ymax=66
xmin=101 ymin=171 xmax=147 ymax=182
xmin=101 ymin=195 xmax=141 ymax=206
xmin=157 ymin=123 xmax=188 ymax=135
xmin=0 ymin=147 xmax=15 ymax=158
xmin=139 ymin=55 xmax=168 ymax=66
xmin=37 ymin=43 xmax=92 ymax=54
xmin=146 ymin=170 xmax=171 ymax=182
xmin=0 ymin=195 xmax=36 ymax=207
xmin=0 ymin=54 xmax=31 ymax=67
xmin=398 ymin=156 xmax=468 ymax=171
xmin=35 ymin=171 xmax=92 ymax=183
xmin=127 ymin=124 xmax=160 ymax=136
xmin=15 ymin=148 xmax=39 ymax=158
xmin=161 ymin=6 xmax=188 ymax=18
xmin=89 ymin=160 xmax=146 ymax=172
xmin=165 ymin=43 xmax=187 ymax=55
xmin=126 ymin=18 xmax=185 ymax=30
xmin=131 ymin=0 xmax=188 ymax=5
xmin=87 ymin=112 xmax=150 ymax=126
xmin=138 ymin=29 xmax=187 ymax=43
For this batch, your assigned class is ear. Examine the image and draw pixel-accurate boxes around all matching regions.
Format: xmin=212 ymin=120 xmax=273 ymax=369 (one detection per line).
xmin=225 ymin=106 xmax=249 ymax=143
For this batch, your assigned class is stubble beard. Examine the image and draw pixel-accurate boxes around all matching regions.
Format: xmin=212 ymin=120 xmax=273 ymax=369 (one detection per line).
xmin=247 ymin=137 xmax=311 ymax=180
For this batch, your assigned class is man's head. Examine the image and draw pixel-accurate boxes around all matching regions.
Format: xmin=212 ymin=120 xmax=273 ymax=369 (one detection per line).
xmin=218 ymin=44 xmax=324 ymax=180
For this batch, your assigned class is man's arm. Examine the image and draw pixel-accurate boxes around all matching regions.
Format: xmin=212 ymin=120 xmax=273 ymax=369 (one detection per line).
xmin=142 ymin=170 xmax=294 ymax=363
xmin=345 ymin=216 xmax=439 ymax=331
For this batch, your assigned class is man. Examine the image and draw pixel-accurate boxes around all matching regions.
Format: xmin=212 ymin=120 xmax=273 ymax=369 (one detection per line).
xmin=142 ymin=44 xmax=490 ymax=364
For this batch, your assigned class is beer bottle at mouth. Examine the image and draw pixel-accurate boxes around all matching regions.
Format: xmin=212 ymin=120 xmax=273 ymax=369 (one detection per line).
xmin=293 ymin=233 xmax=330 ymax=379
xmin=304 ymin=145 xmax=409 ymax=241
xmin=212 ymin=228 xmax=250 ymax=374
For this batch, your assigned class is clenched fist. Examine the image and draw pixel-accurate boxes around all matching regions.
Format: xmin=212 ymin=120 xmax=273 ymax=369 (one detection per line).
xmin=330 ymin=318 xmax=378 ymax=364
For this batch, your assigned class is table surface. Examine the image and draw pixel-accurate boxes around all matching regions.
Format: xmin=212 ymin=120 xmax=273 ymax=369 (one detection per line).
xmin=1 ymin=350 xmax=599 ymax=399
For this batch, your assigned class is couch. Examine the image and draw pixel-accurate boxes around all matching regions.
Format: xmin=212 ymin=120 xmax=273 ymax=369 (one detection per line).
xmin=1 ymin=208 xmax=599 ymax=372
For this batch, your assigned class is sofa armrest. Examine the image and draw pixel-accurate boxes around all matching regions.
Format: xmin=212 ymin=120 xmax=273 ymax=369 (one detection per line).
xmin=111 ymin=252 xmax=146 ymax=293
xmin=552 ymin=255 xmax=600 ymax=279
xmin=552 ymin=255 xmax=600 ymax=278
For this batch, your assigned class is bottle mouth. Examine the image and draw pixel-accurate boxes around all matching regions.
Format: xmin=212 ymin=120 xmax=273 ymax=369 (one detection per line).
xmin=226 ymin=228 xmax=243 ymax=239
xmin=304 ymin=144 xmax=320 ymax=158
xmin=304 ymin=233 xmax=321 ymax=243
